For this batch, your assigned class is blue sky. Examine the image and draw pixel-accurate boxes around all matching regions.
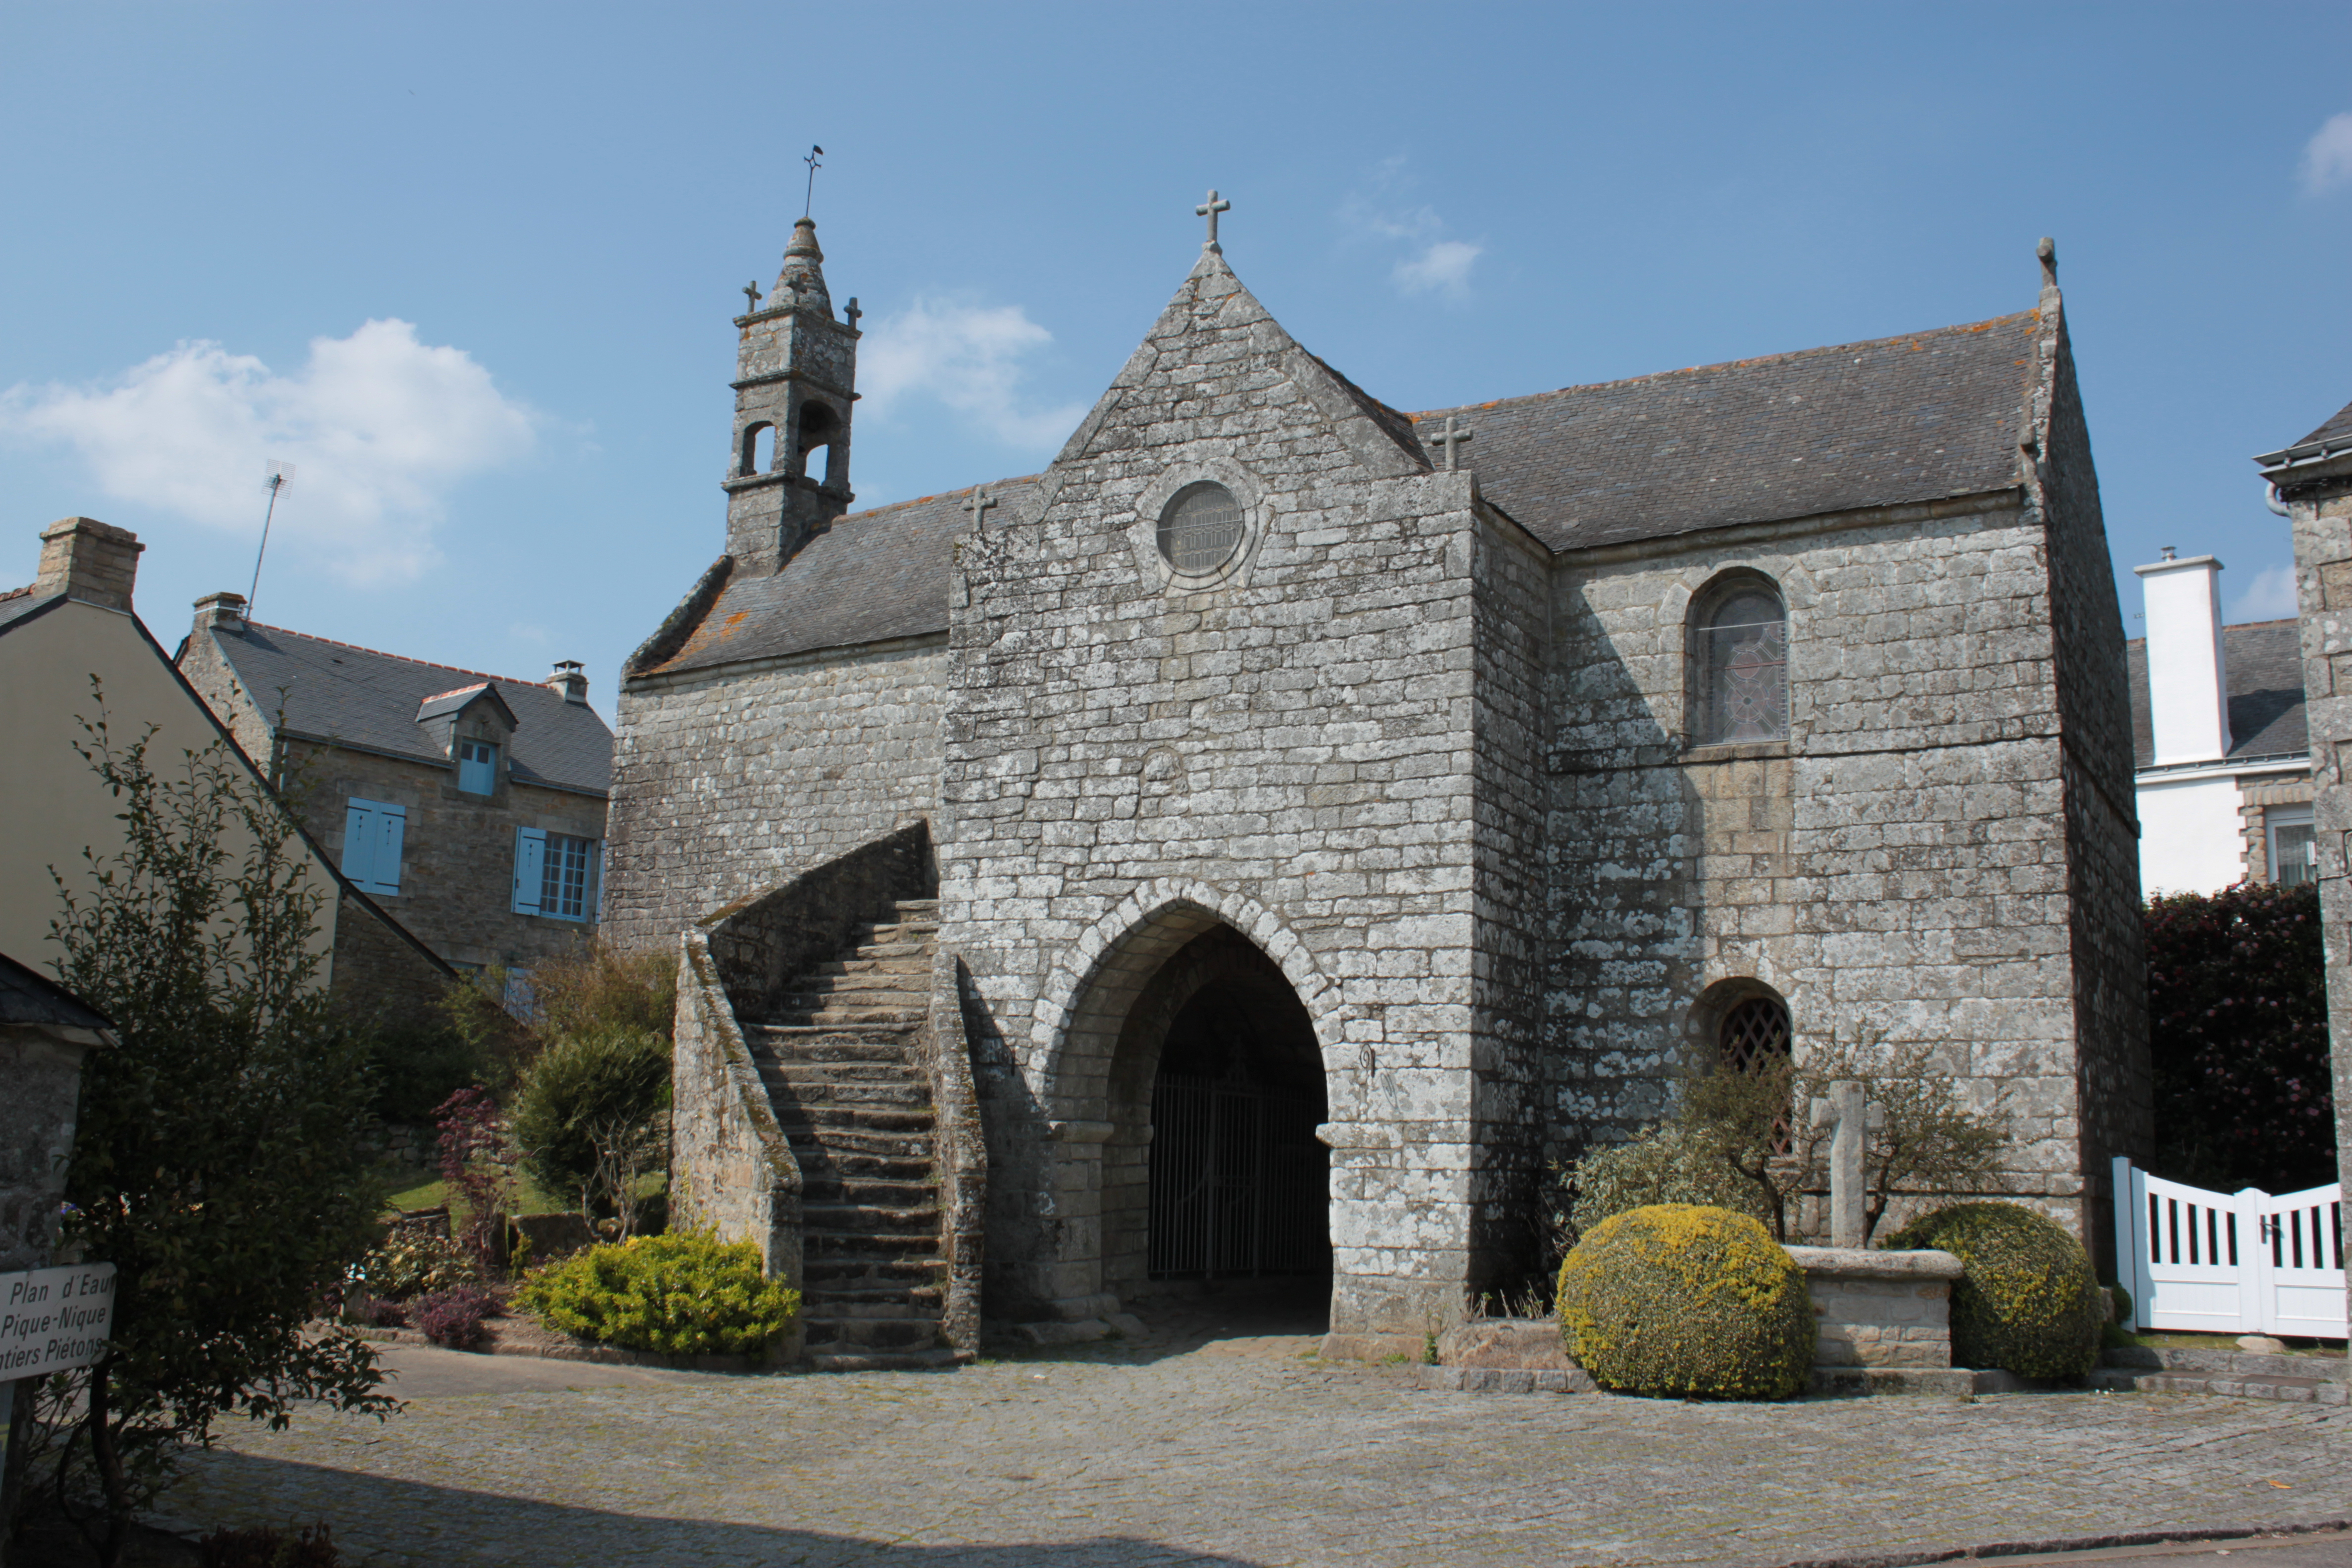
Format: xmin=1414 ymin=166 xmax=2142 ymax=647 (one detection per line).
xmin=6 ymin=3 xmax=2352 ymax=722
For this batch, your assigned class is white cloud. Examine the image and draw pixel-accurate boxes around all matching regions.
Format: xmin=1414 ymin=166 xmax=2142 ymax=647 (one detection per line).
xmin=1340 ymin=157 xmax=1485 ymax=302
xmin=2229 ymin=564 xmax=2299 ymax=622
xmin=0 ymin=320 xmax=536 ymax=586
xmin=1394 ymin=240 xmax=1486 ymax=301
xmin=857 ymin=297 xmax=1085 ymax=451
xmin=2302 ymin=112 xmax=2352 ymax=196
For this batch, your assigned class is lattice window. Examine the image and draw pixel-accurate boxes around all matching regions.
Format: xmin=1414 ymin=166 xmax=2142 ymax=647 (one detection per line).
xmin=1697 ymin=588 xmax=1788 ymax=744
xmin=1719 ymin=996 xmax=1792 ymax=1074
xmin=1157 ymin=482 xmax=1245 ymax=576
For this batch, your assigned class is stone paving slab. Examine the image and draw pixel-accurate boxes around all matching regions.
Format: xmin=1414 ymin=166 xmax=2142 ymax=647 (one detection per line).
xmin=156 ymin=1340 xmax=2352 ymax=1568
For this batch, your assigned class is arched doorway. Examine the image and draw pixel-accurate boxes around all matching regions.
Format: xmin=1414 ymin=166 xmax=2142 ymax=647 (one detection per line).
xmin=1096 ymin=925 xmax=1330 ymax=1302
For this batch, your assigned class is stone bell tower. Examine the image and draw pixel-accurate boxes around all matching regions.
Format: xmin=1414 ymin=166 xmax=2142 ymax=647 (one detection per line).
xmin=724 ymin=218 xmax=860 ymax=575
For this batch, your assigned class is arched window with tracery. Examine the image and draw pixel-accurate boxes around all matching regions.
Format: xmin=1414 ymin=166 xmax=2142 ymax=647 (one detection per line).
xmin=1694 ymin=579 xmax=1788 ymax=745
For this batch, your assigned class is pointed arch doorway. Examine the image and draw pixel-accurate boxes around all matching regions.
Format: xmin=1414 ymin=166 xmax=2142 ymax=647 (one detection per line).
xmin=1094 ymin=923 xmax=1332 ymax=1305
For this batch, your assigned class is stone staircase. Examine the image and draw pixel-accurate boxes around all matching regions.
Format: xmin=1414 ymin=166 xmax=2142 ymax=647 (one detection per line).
xmin=740 ymin=898 xmax=968 ymax=1372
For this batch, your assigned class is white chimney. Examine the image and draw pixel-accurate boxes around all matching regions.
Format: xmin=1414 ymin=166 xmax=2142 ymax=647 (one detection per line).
xmin=548 ymin=659 xmax=589 ymax=705
xmin=2134 ymin=550 xmax=2232 ymax=765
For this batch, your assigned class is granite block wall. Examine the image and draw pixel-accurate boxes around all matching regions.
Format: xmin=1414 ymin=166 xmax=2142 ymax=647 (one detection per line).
xmin=605 ymin=639 xmax=947 ymax=951
xmin=1545 ymin=495 xmax=2135 ymax=1237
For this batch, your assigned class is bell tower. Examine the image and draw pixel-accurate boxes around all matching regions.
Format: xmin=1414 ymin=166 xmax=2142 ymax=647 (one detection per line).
xmin=724 ymin=218 xmax=860 ymax=574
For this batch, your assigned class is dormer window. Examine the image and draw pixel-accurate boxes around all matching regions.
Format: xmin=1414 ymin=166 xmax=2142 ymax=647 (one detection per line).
xmin=458 ymin=738 xmax=499 ymax=795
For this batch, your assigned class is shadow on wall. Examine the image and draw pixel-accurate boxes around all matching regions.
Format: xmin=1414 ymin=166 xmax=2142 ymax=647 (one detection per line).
xmin=173 ymin=1450 xmax=1276 ymax=1567
xmin=1544 ymin=578 xmax=1714 ymax=1173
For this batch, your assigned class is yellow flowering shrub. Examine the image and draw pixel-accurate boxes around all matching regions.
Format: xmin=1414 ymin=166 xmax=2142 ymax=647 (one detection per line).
xmin=1555 ymin=1203 xmax=1813 ymax=1399
xmin=1884 ymin=1202 xmax=2101 ymax=1378
xmin=518 ymin=1231 xmax=799 ymax=1357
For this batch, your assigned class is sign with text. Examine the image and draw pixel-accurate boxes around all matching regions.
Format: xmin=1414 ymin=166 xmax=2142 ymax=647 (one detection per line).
xmin=0 ymin=1262 xmax=116 ymax=1379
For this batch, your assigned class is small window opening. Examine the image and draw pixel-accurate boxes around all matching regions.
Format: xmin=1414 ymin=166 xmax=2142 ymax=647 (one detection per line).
xmin=1157 ymin=482 xmax=1245 ymax=576
xmin=744 ymin=422 xmax=775 ymax=475
xmin=797 ymin=401 xmax=839 ymax=457
xmin=2270 ymin=809 xmax=2317 ymax=887
xmin=1719 ymin=994 xmax=1794 ymax=1152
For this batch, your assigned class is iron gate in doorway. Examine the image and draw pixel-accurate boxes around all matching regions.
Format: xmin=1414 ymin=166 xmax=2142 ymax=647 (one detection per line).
xmin=1147 ymin=1075 xmax=1328 ymax=1278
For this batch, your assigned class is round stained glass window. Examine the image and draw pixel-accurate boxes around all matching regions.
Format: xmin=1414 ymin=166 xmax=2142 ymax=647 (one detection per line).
xmin=1157 ymin=482 xmax=1245 ymax=576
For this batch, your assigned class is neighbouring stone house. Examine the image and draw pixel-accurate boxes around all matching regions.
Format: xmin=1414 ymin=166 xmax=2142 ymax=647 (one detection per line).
xmin=2256 ymin=404 xmax=2352 ymax=1328
xmin=2127 ymin=548 xmax=2311 ymax=897
xmin=178 ymin=595 xmax=615 ymax=986
xmin=2 ymin=518 xmax=449 ymax=1020
xmin=607 ymin=215 xmax=2150 ymax=1362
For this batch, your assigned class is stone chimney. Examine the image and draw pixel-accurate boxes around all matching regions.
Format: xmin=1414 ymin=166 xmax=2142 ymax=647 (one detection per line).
xmin=193 ymin=591 xmax=247 ymax=635
xmin=2134 ymin=549 xmax=2233 ymax=765
xmin=548 ymin=659 xmax=589 ymax=705
xmin=33 ymin=517 xmax=142 ymax=612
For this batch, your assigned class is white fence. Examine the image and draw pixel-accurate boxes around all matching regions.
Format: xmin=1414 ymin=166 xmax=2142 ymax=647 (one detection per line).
xmin=2112 ymin=1158 xmax=2345 ymax=1337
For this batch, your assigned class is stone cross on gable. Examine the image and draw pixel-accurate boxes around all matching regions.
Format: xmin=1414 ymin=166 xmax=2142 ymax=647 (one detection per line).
xmin=964 ymin=490 xmax=998 ymax=532
xmin=1431 ymin=414 xmax=1474 ymax=472
xmin=845 ymin=297 xmax=862 ymax=331
xmin=1196 ymin=189 xmax=1230 ymax=252
xmin=742 ymin=281 xmax=764 ymax=314
xmin=1809 ymin=1079 xmax=1886 ymax=1249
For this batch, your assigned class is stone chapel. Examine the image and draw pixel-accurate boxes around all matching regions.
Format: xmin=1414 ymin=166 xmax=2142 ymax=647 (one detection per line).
xmin=605 ymin=211 xmax=2149 ymax=1364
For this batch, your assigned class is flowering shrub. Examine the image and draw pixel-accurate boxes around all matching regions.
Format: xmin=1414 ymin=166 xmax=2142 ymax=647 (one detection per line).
xmin=414 ymin=1286 xmax=495 ymax=1351
xmin=518 ymin=1232 xmax=798 ymax=1356
xmin=358 ymin=1230 xmax=477 ymax=1300
xmin=2144 ymin=882 xmax=2333 ymax=1193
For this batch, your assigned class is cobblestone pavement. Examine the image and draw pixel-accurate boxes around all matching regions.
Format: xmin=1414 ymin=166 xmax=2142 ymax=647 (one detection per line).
xmin=157 ymin=1309 xmax=2352 ymax=1568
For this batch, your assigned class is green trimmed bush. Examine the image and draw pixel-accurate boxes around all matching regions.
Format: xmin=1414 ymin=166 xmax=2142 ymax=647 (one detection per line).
xmin=1556 ymin=1122 xmax=1773 ymax=1246
xmin=1884 ymin=1202 xmax=2102 ymax=1378
xmin=1554 ymin=1203 xmax=1813 ymax=1399
xmin=517 ymin=1231 xmax=798 ymax=1357
xmin=508 ymin=1025 xmax=671 ymax=1205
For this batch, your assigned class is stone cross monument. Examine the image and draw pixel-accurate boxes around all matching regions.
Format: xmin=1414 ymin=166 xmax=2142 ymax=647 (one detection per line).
xmin=1809 ymin=1080 xmax=1883 ymax=1249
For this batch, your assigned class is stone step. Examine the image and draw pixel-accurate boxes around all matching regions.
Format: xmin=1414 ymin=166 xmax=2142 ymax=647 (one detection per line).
xmin=804 ymin=1201 xmax=940 ymax=1233
xmin=800 ymin=1284 xmax=945 ymax=1313
xmin=803 ymin=1347 xmax=972 ymax=1374
xmin=889 ymin=899 xmax=940 ymax=913
xmin=800 ymin=1175 xmax=937 ymax=1208
xmin=801 ymin=1316 xmax=942 ymax=1351
xmin=794 ymin=969 xmax=929 ymax=995
xmin=778 ymin=1101 xmax=933 ymax=1126
xmin=784 ymin=1129 xmax=935 ymax=1164
xmin=771 ymin=1006 xmax=928 ymax=1027
xmin=811 ymin=955 xmax=933 ymax=978
xmin=742 ymin=1032 xmax=911 ymax=1063
xmin=760 ymin=1065 xmax=923 ymax=1096
xmin=804 ymin=1228 xmax=941 ymax=1259
xmin=777 ymin=991 xmax=930 ymax=1015
xmin=857 ymin=922 xmax=939 ymax=944
xmin=760 ymin=1078 xmax=931 ymax=1113
xmin=802 ymin=1255 xmax=947 ymax=1289
xmin=789 ymin=1148 xmax=932 ymax=1181
xmin=762 ymin=1055 xmax=918 ymax=1080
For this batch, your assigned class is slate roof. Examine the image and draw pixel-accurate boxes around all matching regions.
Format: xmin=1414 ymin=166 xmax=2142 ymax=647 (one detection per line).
xmin=2124 ymin=619 xmax=2308 ymax=771
xmin=0 ymin=585 xmax=53 ymax=633
xmin=197 ymin=624 xmax=613 ymax=795
xmin=648 ymin=307 xmax=2043 ymax=673
xmin=649 ymin=478 xmax=1042 ymax=677
xmin=0 ymin=950 xmax=113 ymax=1033
xmin=1408 ymin=311 xmax=2042 ymax=554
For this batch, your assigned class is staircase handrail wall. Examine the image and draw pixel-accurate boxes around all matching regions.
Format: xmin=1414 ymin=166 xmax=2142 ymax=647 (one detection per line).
xmin=696 ymin=821 xmax=937 ymax=1021
xmin=673 ymin=929 xmax=805 ymax=1330
xmin=926 ymin=950 xmax=989 ymax=1352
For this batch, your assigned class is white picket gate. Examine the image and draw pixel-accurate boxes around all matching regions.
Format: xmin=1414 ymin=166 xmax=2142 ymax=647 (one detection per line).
xmin=2112 ymin=1158 xmax=2346 ymax=1337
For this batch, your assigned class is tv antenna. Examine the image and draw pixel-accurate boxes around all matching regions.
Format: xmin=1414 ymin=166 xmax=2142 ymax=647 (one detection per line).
xmin=246 ymin=459 xmax=295 ymax=621
xmin=803 ymin=144 xmax=824 ymax=217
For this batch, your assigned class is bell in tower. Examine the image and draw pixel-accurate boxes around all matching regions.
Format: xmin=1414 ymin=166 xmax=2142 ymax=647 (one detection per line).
xmin=723 ymin=218 xmax=860 ymax=575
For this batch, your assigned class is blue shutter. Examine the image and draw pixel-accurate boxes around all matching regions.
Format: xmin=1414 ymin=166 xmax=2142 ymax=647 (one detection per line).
xmin=341 ymin=799 xmax=407 ymax=896
xmin=341 ymin=802 xmax=377 ymax=888
xmin=372 ymin=804 xmax=406 ymax=895
xmin=512 ymin=827 xmax=547 ymax=915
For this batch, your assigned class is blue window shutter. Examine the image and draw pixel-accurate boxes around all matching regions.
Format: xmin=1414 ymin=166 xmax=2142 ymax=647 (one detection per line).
xmin=373 ymin=804 xmax=406 ymax=895
xmin=341 ymin=802 xmax=377 ymax=888
xmin=512 ymin=827 xmax=546 ymax=915
xmin=592 ymin=839 xmax=606 ymax=924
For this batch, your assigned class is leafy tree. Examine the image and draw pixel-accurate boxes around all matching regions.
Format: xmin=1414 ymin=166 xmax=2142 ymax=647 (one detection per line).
xmin=1557 ymin=1031 xmax=2006 ymax=1246
xmin=2143 ymin=881 xmax=2335 ymax=1194
xmin=508 ymin=1027 xmax=671 ymax=1229
xmin=31 ymin=691 xmax=394 ymax=1566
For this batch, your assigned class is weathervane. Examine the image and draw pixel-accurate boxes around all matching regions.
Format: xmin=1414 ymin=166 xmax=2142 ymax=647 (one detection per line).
xmin=246 ymin=460 xmax=295 ymax=621
xmin=803 ymin=144 xmax=825 ymax=218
